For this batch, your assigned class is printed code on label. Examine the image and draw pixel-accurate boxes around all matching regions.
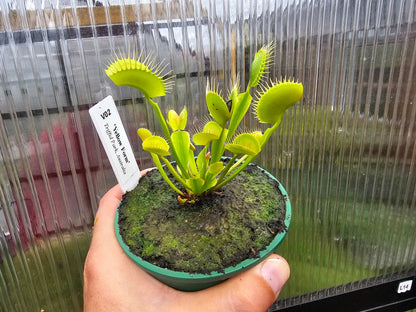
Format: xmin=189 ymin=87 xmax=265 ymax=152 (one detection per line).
xmin=397 ymin=280 xmax=413 ymax=294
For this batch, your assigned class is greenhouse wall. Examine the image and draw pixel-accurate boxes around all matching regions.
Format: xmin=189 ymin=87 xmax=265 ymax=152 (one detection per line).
xmin=0 ymin=0 xmax=415 ymax=311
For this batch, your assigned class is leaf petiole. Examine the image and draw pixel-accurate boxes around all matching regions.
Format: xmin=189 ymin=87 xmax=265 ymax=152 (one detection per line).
xmin=151 ymin=154 xmax=184 ymax=196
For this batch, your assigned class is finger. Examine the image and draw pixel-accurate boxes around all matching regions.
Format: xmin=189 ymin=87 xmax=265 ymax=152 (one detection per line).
xmin=91 ymin=184 xmax=124 ymax=249
xmin=178 ymin=254 xmax=290 ymax=312
xmin=94 ymin=184 xmax=123 ymax=225
xmin=88 ymin=184 xmax=124 ymax=261
xmin=93 ymin=168 xmax=150 ymax=232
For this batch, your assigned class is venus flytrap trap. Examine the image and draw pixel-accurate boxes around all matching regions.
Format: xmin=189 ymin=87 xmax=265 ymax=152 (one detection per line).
xmin=106 ymin=43 xmax=303 ymax=204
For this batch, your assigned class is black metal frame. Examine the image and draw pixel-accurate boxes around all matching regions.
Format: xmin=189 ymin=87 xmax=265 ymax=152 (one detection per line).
xmin=273 ymin=273 xmax=416 ymax=312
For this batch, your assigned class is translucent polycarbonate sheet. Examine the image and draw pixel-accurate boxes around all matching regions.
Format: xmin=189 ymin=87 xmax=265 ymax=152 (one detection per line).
xmin=0 ymin=0 xmax=415 ymax=311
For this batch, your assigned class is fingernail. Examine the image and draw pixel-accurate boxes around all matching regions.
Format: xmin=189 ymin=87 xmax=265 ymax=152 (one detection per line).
xmin=261 ymin=258 xmax=290 ymax=295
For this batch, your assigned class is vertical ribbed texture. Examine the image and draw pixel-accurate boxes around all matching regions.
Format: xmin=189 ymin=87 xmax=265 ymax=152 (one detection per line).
xmin=0 ymin=1 xmax=415 ymax=310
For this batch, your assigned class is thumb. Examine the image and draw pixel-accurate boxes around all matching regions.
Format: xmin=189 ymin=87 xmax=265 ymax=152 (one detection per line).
xmin=183 ymin=255 xmax=290 ymax=312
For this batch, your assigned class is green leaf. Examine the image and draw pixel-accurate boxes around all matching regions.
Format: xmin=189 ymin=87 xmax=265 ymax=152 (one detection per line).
xmin=255 ymin=80 xmax=303 ymax=124
xmin=168 ymin=107 xmax=187 ymax=131
xmin=137 ymin=128 xmax=152 ymax=141
xmin=178 ymin=107 xmax=188 ymax=129
xmin=210 ymin=127 xmax=228 ymax=163
xmin=142 ymin=136 xmax=170 ymax=156
xmin=192 ymin=121 xmax=223 ymax=146
xmin=208 ymin=161 xmax=224 ymax=176
xmin=228 ymin=83 xmax=239 ymax=116
xmin=248 ymin=50 xmax=267 ymax=88
xmin=225 ymin=133 xmax=261 ymax=156
xmin=206 ymin=91 xmax=230 ymax=126
xmin=187 ymin=148 xmax=197 ymax=176
xmin=168 ymin=110 xmax=179 ymax=130
xmin=251 ymin=130 xmax=263 ymax=143
xmin=105 ymin=57 xmax=169 ymax=98
xmin=151 ymin=154 xmax=184 ymax=196
xmin=203 ymin=121 xmax=223 ymax=137
xmin=225 ymin=144 xmax=254 ymax=156
xmin=171 ymin=131 xmax=190 ymax=173
xmin=193 ymin=133 xmax=218 ymax=146
xmin=186 ymin=177 xmax=204 ymax=195
xmin=202 ymin=175 xmax=217 ymax=191
xmin=196 ymin=146 xmax=208 ymax=176
xmin=226 ymin=92 xmax=252 ymax=142
xmin=248 ymin=43 xmax=273 ymax=88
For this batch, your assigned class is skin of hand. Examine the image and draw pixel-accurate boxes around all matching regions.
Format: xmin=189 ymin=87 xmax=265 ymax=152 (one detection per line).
xmin=84 ymin=174 xmax=290 ymax=312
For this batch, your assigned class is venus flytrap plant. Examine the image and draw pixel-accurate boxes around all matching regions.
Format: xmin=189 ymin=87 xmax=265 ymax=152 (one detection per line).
xmin=106 ymin=43 xmax=303 ymax=204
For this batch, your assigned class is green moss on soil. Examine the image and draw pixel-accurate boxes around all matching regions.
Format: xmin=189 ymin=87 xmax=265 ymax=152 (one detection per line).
xmin=118 ymin=162 xmax=287 ymax=274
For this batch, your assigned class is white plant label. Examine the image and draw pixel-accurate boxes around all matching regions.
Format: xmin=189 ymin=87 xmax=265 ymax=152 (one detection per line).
xmin=89 ymin=95 xmax=141 ymax=193
xmin=397 ymin=280 xmax=413 ymax=294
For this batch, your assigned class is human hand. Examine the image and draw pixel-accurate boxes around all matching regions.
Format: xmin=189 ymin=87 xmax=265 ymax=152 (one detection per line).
xmin=84 ymin=176 xmax=290 ymax=312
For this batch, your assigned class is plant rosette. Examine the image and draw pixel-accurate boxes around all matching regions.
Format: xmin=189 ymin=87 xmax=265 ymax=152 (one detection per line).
xmin=105 ymin=43 xmax=302 ymax=291
xmin=114 ymin=159 xmax=291 ymax=291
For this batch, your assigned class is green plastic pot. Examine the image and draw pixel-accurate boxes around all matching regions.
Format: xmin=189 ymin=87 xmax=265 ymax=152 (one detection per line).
xmin=114 ymin=164 xmax=291 ymax=291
